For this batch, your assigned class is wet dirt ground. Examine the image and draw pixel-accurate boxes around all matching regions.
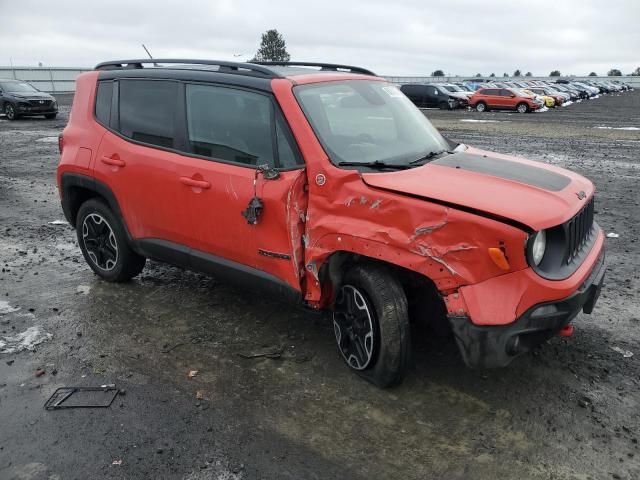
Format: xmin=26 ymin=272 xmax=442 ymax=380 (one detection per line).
xmin=0 ymin=91 xmax=639 ymax=480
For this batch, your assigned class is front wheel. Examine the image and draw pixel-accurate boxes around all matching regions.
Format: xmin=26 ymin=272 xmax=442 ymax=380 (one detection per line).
xmin=45 ymin=113 xmax=57 ymax=119
xmin=475 ymin=102 xmax=487 ymax=112
xmin=4 ymin=103 xmax=18 ymax=120
xmin=333 ymin=264 xmax=411 ymax=387
xmin=516 ymin=102 xmax=529 ymax=113
xmin=76 ymin=198 xmax=146 ymax=282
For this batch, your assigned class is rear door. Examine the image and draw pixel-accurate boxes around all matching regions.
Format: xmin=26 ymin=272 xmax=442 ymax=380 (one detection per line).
xmin=400 ymin=85 xmax=425 ymax=107
xmin=93 ymin=79 xmax=193 ymax=246
xmin=178 ymin=83 xmax=307 ymax=291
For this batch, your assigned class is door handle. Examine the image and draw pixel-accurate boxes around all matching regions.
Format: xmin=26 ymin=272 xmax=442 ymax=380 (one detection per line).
xmin=179 ymin=177 xmax=211 ymax=189
xmin=100 ymin=156 xmax=126 ymax=167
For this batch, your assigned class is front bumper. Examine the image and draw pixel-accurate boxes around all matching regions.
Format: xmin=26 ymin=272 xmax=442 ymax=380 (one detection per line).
xmin=449 ymin=251 xmax=605 ymax=368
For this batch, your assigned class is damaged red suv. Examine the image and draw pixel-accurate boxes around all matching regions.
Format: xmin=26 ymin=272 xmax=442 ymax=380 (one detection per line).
xmin=57 ymin=60 xmax=605 ymax=387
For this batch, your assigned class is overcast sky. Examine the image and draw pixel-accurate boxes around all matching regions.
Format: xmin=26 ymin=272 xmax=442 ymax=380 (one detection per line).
xmin=0 ymin=0 xmax=638 ymax=76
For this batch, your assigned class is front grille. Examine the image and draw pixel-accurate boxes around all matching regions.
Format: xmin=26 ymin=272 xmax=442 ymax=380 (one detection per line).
xmin=565 ymin=196 xmax=595 ymax=263
xmin=28 ymin=99 xmax=51 ymax=108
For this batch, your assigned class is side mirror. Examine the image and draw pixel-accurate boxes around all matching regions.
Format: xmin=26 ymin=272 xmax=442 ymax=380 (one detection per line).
xmin=510 ymin=94 xmax=516 ymax=98
xmin=257 ymin=164 xmax=280 ymax=180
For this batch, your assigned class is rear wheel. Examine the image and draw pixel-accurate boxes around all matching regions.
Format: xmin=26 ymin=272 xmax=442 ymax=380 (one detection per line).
xmin=4 ymin=103 xmax=18 ymax=120
xmin=333 ymin=264 xmax=411 ymax=388
xmin=516 ymin=102 xmax=529 ymax=113
xmin=76 ymin=199 xmax=145 ymax=282
xmin=475 ymin=101 xmax=487 ymax=112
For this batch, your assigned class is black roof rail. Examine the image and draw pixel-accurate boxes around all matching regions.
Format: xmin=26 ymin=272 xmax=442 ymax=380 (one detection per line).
xmin=94 ymin=59 xmax=280 ymax=78
xmin=252 ymin=61 xmax=376 ymax=76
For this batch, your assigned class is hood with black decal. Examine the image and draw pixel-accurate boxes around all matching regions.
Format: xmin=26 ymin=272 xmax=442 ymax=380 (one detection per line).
xmin=361 ymin=146 xmax=594 ymax=231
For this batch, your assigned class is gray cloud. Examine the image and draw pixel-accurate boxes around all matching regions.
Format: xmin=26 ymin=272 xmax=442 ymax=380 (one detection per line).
xmin=0 ymin=0 xmax=638 ymax=76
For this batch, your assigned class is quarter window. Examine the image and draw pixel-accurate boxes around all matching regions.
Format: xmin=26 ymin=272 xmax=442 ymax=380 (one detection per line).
xmin=118 ymin=80 xmax=177 ymax=148
xmin=185 ymin=84 xmax=276 ymax=167
xmin=94 ymin=81 xmax=113 ymax=126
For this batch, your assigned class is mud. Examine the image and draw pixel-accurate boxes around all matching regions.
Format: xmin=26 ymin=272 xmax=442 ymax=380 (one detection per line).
xmin=0 ymin=92 xmax=639 ymax=479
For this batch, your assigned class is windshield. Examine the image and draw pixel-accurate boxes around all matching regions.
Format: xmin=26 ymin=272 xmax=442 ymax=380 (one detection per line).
xmin=442 ymin=84 xmax=463 ymax=92
xmin=0 ymin=81 xmax=38 ymax=93
xmin=294 ymin=80 xmax=449 ymax=167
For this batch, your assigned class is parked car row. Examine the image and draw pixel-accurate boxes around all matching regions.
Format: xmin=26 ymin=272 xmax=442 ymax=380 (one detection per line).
xmin=400 ymin=78 xmax=634 ymax=113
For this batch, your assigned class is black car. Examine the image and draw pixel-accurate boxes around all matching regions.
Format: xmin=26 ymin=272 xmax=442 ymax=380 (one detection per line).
xmin=0 ymin=79 xmax=58 ymax=120
xmin=400 ymin=83 xmax=468 ymax=109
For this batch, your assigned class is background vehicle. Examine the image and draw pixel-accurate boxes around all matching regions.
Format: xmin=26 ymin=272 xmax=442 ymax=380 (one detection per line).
xmin=0 ymin=79 xmax=58 ymax=120
xmin=400 ymin=83 xmax=468 ymax=109
xmin=469 ymin=87 xmax=543 ymax=112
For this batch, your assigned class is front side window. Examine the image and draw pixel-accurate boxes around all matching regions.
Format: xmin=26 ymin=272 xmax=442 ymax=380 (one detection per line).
xmin=294 ymin=80 xmax=449 ymax=168
xmin=119 ymin=80 xmax=177 ymax=148
xmin=185 ymin=84 xmax=276 ymax=167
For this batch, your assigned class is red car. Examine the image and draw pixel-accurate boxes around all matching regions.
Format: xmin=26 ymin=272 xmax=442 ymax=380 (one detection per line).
xmin=469 ymin=87 xmax=544 ymax=113
xmin=57 ymin=60 xmax=605 ymax=387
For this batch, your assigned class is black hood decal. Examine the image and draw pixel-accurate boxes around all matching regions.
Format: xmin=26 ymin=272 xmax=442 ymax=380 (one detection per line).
xmin=432 ymin=152 xmax=571 ymax=192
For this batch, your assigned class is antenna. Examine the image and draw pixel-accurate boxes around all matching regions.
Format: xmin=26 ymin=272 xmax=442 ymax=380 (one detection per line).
xmin=141 ymin=44 xmax=159 ymax=67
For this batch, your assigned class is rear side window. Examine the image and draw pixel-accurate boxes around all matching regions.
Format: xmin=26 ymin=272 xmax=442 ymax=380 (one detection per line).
xmin=95 ymin=81 xmax=113 ymax=126
xmin=185 ymin=84 xmax=275 ymax=167
xmin=118 ymin=80 xmax=177 ymax=148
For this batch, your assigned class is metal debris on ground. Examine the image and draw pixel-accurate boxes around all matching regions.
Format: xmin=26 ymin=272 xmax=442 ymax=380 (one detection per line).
xmin=610 ymin=346 xmax=634 ymax=358
xmin=44 ymin=385 xmax=120 ymax=410
xmin=188 ymin=370 xmax=198 ymax=379
xmin=606 ymin=232 xmax=620 ymax=238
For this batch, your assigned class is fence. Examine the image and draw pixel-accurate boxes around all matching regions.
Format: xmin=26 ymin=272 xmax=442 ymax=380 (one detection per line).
xmin=1 ymin=66 xmax=638 ymax=93
xmin=0 ymin=67 xmax=89 ymax=92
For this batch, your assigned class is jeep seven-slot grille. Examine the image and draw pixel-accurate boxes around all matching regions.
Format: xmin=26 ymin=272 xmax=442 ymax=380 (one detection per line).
xmin=565 ymin=196 xmax=595 ymax=263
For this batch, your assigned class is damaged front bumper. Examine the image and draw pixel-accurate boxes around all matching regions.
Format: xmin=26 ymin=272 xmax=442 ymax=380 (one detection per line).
xmin=448 ymin=251 xmax=605 ymax=368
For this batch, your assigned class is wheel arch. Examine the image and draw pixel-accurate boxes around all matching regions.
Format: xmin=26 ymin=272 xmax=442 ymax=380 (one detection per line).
xmin=318 ymin=250 xmax=447 ymax=327
xmin=59 ymin=173 xmax=131 ymax=240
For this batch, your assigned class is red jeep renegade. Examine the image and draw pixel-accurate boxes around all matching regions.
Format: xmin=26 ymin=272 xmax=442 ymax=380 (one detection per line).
xmin=57 ymin=60 xmax=605 ymax=387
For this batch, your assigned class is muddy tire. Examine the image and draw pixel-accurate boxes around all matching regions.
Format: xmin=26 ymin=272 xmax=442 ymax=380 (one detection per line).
xmin=516 ymin=102 xmax=529 ymax=113
xmin=475 ymin=101 xmax=487 ymax=112
xmin=76 ymin=198 xmax=145 ymax=282
xmin=333 ymin=264 xmax=411 ymax=388
xmin=4 ymin=103 xmax=18 ymax=120
xmin=438 ymin=101 xmax=450 ymax=110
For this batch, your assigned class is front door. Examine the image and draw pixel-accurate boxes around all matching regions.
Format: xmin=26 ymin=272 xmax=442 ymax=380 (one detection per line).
xmin=179 ymin=83 xmax=307 ymax=291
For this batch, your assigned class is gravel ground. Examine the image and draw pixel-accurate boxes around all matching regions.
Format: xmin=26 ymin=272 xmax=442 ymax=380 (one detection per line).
xmin=0 ymin=91 xmax=639 ymax=480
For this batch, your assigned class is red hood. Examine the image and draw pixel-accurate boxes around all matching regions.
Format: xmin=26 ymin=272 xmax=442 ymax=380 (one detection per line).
xmin=362 ymin=146 xmax=594 ymax=231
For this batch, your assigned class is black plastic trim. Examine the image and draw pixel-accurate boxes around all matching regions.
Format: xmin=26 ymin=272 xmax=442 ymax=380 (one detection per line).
xmin=449 ymin=251 xmax=605 ymax=368
xmin=134 ymin=239 xmax=302 ymax=304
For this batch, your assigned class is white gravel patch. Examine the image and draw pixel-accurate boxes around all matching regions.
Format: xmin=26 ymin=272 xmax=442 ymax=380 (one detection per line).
xmin=0 ymin=326 xmax=52 ymax=354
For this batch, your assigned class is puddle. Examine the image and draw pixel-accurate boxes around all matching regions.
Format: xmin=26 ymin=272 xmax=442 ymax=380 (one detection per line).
xmin=0 ymin=326 xmax=52 ymax=354
xmin=459 ymin=119 xmax=501 ymax=123
xmin=36 ymin=137 xmax=59 ymax=143
xmin=0 ymin=300 xmax=21 ymax=315
xmin=594 ymin=126 xmax=640 ymax=131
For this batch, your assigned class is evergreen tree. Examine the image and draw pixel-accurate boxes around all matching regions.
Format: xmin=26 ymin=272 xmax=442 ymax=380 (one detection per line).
xmin=253 ymin=29 xmax=290 ymax=62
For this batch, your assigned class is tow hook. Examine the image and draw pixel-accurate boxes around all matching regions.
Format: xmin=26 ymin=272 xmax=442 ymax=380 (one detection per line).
xmin=558 ymin=324 xmax=574 ymax=337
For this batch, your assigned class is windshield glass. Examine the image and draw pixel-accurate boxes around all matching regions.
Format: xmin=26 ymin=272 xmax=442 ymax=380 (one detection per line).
xmin=0 ymin=81 xmax=38 ymax=93
xmin=294 ymin=80 xmax=449 ymax=167
xmin=442 ymin=84 xmax=463 ymax=92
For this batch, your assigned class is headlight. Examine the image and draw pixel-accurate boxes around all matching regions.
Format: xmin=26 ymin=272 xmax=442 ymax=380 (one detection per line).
xmin=531 ymin=230 xmax=547 ymax=265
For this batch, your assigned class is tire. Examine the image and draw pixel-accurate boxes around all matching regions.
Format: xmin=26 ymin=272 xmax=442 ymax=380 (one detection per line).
xmin=44 ymin=113 xmax=57 ymax=119
xmin=516 ymin=102 xmax=529 ymax=113
xmin=4 ymin=103 xmax=18 ymax=120
xmin=76 ymin=198 xmax=145 ymax=282
xmin=333 ymin=264 xmax=411 ymax=388
xmin=438 ymin=101 xmax=449 ymax=110
xmin=475 ymin=101 xmax=487 ymax=112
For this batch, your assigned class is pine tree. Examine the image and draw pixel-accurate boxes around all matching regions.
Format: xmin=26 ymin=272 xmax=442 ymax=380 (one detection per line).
xmin=252 ymin=29 xmax=290 ymax=62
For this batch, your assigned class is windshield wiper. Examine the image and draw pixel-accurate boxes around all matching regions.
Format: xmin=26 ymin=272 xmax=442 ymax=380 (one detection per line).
xmin=338 ymin=160 xmax=412 ymax=170
xmin=409 ymin=150 xmax=451 ymax=165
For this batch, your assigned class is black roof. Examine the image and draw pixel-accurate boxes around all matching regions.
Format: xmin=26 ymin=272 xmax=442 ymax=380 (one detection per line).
xmin=95 ymin=59 xmax=376 ymax=92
